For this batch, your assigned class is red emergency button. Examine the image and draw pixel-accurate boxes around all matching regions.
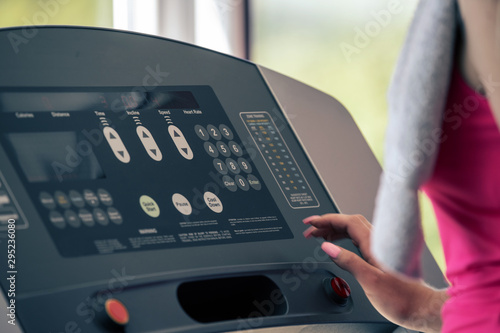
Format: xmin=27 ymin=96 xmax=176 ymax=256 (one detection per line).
xmin=105 ymin=298 xmax=129 ymax=326
xmin=323 ymin=277 xmax=351 ymax=306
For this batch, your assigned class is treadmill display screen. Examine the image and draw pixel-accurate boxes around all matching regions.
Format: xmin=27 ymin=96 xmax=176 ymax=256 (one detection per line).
xmin=5 ymin=132 xmax=106 ymax=183
xmin=0 ymin=90 xmax=199 ymax=112
xmin=0 ymin=86 xmax=294 ymax=257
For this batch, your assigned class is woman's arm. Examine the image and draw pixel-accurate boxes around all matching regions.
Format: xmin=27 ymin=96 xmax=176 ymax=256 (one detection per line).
xmin=303 ymin=214 xmax=448 ymax=333
xmin=458 ymin=0 xmax=500 ymax=128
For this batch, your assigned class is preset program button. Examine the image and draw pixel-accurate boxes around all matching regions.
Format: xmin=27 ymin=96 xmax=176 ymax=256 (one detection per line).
xmin=203 ymin=192 xmax=223 ymax=213
xmin=172 ymin=193 xmax=192 ymax=215
xmin=69 ymin=190 xmax=85 ymax=208
xmin=83 ymin=189 xmax=99 ymax=207
xmin=49 ymin=211 xmax=65 ymax=229
xmin=54 ymin=191 xmax=71 ymax=209
xmin=97 ymin=188 xmax=113 ymax=206
xmin=39 ymin=191 xmax=56 ymax=210
xmin=107 ymin=207 xmax=123 ymax=225
xmin=93 ymin=208 xmax=110 ymax=226
xmin=64 ymin=210 xmax=81 ymax=228
xmin=78 ymin=209 xmax=95 ymax=227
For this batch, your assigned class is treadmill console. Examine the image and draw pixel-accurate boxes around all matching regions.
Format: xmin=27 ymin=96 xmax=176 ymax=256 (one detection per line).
xmin=0 ymin=27 xmax=396 ymax=332
xmin=0 ymin=87 xmax=300 ymax=257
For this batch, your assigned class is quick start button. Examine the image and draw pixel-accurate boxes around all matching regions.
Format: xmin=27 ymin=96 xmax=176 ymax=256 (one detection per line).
xmin=139 ymin=195 xmax=160 ymax=218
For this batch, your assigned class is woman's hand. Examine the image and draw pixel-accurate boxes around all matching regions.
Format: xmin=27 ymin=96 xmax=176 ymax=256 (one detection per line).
xmin=303 ymin=214 xmax=447 ymax=333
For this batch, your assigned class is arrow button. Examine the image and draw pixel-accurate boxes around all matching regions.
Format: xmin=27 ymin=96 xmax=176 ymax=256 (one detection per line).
xmin=136 ymin=126 xmax=162 ymax=161
xmin=168 ymin=125 xmax=194 ymax=160
xmin=103 ymin=127 xmax=130 ymax=163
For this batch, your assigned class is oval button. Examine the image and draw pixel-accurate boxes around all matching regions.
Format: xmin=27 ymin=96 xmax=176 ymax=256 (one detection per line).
xmin=172 ymin=193 xmax=192 ymax=216
xmin=168 ymin=125 xmax=194 ymax=160
xmin=139 ymin=195 xmax=160 ymax=218
xmin=137 ymin=125 xmax=162 ymax=161
xmin=203 ymin=192 xmax=223 ymax=213
xmin=103 ymin=127 xmax=130 ymax=163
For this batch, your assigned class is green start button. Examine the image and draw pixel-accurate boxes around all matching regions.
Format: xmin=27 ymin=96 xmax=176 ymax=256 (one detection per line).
xmin=139 ymin=195 xmax=160 ymax=218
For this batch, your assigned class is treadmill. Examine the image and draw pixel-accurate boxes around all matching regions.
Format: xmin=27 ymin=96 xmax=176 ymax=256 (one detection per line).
xmin=0 ymin=26 xmax=445 ymax=333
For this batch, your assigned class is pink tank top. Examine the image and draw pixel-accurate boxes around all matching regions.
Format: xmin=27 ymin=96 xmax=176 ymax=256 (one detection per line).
xmin=422 ymin=67 xmax=500 ymax=332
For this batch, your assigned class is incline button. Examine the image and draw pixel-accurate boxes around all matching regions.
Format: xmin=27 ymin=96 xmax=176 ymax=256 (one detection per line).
xmin=136 ymin=126 xmax=162 ymax=161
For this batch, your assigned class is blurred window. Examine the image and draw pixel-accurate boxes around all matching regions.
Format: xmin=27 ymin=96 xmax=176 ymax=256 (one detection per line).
xmin=250 ymin=0 xmax=445 ymax=271
xmin=0 ymin=0 xmax=113 ymax=29
xmin=113 ymin=0 xmax=248 ymax=58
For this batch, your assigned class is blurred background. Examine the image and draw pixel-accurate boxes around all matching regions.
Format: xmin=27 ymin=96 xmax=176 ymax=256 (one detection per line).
xmin=0 ymin=0 xmax=444 ymax=270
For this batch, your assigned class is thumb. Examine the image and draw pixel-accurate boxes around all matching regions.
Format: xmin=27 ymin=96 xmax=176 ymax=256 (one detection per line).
xmin=321 ymin=242 xmax=381 ymax=286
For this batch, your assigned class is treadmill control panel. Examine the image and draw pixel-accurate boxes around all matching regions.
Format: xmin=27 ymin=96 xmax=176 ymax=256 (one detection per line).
xmin=0 ymin=86 xmax=294 ymax=257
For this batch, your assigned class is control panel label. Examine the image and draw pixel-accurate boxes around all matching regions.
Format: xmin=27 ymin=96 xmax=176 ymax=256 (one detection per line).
xmin=241 ymin=111 xmax=319 ymax=209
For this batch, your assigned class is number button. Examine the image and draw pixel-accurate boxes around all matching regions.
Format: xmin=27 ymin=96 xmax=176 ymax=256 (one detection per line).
xmin=226 ymin=158 xmax=240 ymax=174
xmin=216 ymin=142 xmax=231 ymax=157
xmin=207 ymin=124 xmax=221 ymax=140
xmin=213 ymin=158 xmax=228 ymax=175
xmin=204 ymin=142 xmax=219 ymax=158
xmin=228 ymin=141 xmax=243 ymax=157
xmin=238 ymin=157 xmax=252 ymax=173
xmin=235 ymin=175 xmax=250 ymax=191
xmin=195 ymin=125 xmax=210 ymax=141
xmin=219 ymin=124 xmax=234 ymax=140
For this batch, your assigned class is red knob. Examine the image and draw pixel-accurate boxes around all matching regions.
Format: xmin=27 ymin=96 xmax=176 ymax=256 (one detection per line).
xmin=330 ymin=277 xmax=351 ymax=299
xmin=105 ymin=298 xmax=129 ymax=326
xmin=324 ymin=277 xmax=351 ymax=306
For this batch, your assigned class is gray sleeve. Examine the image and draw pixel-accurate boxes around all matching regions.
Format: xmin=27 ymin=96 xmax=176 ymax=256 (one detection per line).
xmin=371 ymin=0 xmax=457 ymax=275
